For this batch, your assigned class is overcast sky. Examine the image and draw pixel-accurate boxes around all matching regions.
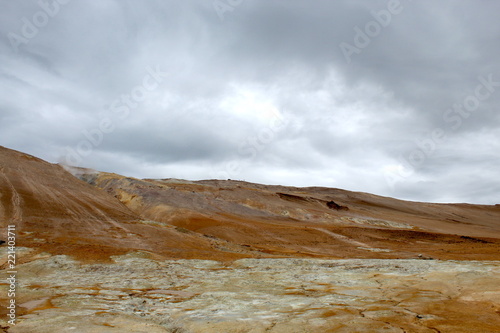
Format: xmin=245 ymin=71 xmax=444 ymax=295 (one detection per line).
xmin=1 ymin=0 xmax=499 ymax=204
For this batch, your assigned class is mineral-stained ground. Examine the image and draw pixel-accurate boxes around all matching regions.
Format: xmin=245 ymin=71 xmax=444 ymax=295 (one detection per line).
xmin=1 ymin=146 xmax=499 ymax=332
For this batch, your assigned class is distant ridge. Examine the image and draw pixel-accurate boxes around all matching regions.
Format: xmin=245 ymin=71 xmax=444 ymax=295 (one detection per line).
xmin=1 ymin=145 xmax=499 ymax=261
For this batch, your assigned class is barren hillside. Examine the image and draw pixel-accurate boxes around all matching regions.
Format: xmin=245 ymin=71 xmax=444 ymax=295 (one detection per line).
xmin=0 ymin=146 xmax=243 ymax=261
xmin=69 ymin=164 xmax=500 ymax=261
xmin=1 ymin=146 xmax=499 ymax=261
xmin=1 ymin=146 xmax=499 ymax=332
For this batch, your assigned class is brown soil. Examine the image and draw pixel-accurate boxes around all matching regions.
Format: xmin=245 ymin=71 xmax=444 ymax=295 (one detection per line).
xmin=1 ymin=145 xmax=499 ymax=263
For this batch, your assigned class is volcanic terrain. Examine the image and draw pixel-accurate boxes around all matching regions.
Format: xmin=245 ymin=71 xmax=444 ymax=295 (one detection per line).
xmin=1 ymin=146 xmax=499 ymax=332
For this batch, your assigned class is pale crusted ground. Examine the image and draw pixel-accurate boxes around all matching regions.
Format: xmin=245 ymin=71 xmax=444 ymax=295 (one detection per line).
xmin=1 ymin=250 xmax=499 ymax=333
xmin=1 ymin=147 xmax=500 ymax=332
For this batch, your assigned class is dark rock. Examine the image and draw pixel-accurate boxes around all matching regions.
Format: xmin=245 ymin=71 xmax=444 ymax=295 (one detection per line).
xmin=326 ymin=200 xmax=348 ymax=211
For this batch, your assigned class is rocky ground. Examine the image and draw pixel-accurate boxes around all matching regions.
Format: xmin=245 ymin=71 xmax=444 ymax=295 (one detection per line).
xmin=1 ymin=249 xmax=500 ymax=332
xmin=1 ymin=146 xmax=500 ymax=332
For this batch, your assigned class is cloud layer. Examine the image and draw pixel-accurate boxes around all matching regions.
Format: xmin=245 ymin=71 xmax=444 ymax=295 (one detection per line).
xmin=1 ymin=0 xmax=499 ymax=204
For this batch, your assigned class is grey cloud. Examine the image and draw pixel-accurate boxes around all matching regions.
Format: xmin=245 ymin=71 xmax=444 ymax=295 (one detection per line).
xmin=0 ymin=0 xmax=498 ymax=204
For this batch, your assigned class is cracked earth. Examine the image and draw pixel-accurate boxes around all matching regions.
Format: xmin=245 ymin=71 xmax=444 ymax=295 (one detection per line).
xmin=1 ymin=250 xmax=499 ymax=332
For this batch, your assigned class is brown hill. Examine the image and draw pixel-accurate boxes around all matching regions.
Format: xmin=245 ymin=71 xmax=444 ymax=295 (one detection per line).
xmin=71 ymin=162 xmax=500 ymax=261
xmin=0 ymin=146 xmax=233 ymax=261
xmin=1 ymin=146 xmax=500 ymax=332
xmin=1 ymin=146 xmax=499 ymax=261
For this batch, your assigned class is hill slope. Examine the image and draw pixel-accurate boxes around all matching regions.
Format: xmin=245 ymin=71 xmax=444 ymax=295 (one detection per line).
xmin=71 ymin=166 xmax=500 ymax=261
xmin=0 ymin=146 xmax=235 ymax=261
xmin=1 ymin=146 xmax=499 ymax=261
xmin=1 ymin=146 xmax=500 ymax=332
